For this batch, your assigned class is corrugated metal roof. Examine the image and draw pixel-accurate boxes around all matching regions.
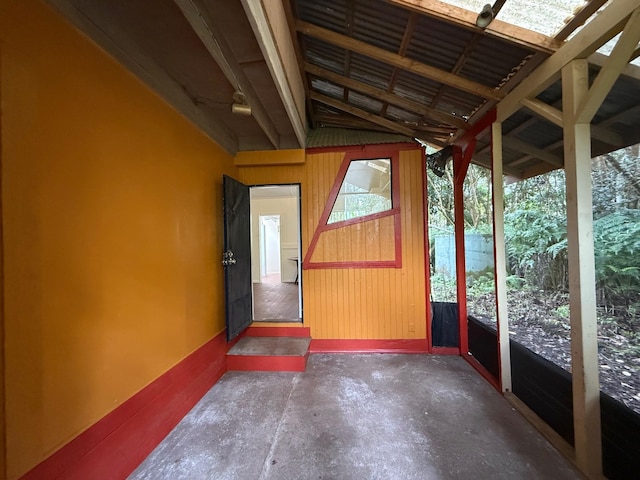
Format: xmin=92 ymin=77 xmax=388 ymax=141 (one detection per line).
xmin=293 ymin=0 xmax=640 ymax=180
xmin=295 ymin=0 xmax=537 ymax=143
xmin=306 ymin=127 xmax=416 ymax=148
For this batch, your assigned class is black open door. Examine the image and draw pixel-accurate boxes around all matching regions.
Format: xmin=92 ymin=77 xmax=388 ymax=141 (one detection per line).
xmin=222 ymin=175 xmax=252 ymax=341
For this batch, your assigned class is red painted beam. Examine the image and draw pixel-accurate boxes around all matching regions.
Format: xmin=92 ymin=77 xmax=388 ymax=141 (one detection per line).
xmin=463 ymin=354 xmax=500 ymax=392
xmin=454 ymin=108 xmax=496 ymax=151
xmin=453 ymin=147 xmax=469 ymax=356
xmin=244 ymin=326 xmax=311 ymax=338
xmin=226 ymin=353 xmax=309 ymax=372
xmin=309 ymin=339 xmax=429 ymax=354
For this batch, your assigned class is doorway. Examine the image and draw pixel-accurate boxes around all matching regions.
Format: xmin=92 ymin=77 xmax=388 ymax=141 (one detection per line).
xmin=250 ymin=185 xmax=302 ymax=322
xmin=259 ymin=215 xmax=281 ymax=283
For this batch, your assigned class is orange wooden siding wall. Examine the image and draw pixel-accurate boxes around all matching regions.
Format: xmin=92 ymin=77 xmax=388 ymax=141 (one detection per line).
xmin=2 ymin=1 xmax=235 ymax=477
xmin=239 ymin=147 xmax=428 ymax=340
xmin=310 ymin=215 xmax=396 ymax=263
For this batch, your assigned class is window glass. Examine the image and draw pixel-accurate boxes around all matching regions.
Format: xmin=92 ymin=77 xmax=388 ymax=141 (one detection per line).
xmin=328 ymin=158 xmax=392 ymax=223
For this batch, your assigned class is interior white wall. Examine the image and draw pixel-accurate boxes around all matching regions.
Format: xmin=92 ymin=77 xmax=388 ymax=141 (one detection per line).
xmin=250 ymin=196 xmax=299 ymax=283
xmin=262 ymin=216 xmax=281 ymax=275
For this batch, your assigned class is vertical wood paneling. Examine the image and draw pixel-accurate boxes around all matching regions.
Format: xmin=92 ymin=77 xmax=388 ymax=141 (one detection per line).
xmin=311 ymin=217 xmax=395 ymax=262
xmin=238 ymin=147 xmax=426 ymax=340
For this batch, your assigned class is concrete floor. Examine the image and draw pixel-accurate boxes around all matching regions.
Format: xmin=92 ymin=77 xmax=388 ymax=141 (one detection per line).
xmin=128 ymin=354 xmax=582 ymax=480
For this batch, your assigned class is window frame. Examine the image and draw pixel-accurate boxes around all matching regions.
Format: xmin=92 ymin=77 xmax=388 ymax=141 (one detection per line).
xmin=303 ymin=145 xmax=403 ymax=269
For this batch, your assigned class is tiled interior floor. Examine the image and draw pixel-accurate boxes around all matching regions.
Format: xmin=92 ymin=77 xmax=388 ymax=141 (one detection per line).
xmin=129 ymin=354 xmax=582 ymax=480
xmin=253 ymin=280 xmax=299 ymax=322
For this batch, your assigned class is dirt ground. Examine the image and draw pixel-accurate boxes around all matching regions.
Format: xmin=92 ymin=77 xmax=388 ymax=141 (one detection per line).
xmin=470 ymin=290 xmax=640 ymax=415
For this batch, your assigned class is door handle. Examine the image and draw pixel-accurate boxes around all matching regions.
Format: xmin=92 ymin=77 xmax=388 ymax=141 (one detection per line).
xmin=222 ymin=250 xmax=237 ymax=266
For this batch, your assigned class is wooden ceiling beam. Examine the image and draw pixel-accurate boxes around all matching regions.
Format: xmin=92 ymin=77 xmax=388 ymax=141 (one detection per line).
xmin=310 ymin=92 xmax=416 ymax=136
xmin=282 ymin=0 xmax=318 ymax=128
xmin=386 ymin=0 xmax=560 ymax=54
xmin=240 ymin=0 xmax=307 ymax=146
xmin=503 ymin=137 xmax=564 ymax=167
xmin=576 ymin=8 xmax=640 ymax=124
xmin=315 ymin=114 xmax=447 ymax=145
xmin=497 ymin=0 xmax=639 ymax=122
xmin=305 ymin=63 xmax=469 ymax=130
xmin=555 ymin=0 xmax=609 ymax=42
xmin=174 ymin=0 xmax=280 ymax=149
xmin=296 ymin=20 xmax=504 ymax=101
xmin=596 ymin=102 xmax=640 ymax=128
xmin=381 ymin=12 xmax=418 ymax=117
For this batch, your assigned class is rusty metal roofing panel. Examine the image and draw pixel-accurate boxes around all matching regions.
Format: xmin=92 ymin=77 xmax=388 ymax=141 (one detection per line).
xmin=306 ymin=127 xmax=415 ymax=148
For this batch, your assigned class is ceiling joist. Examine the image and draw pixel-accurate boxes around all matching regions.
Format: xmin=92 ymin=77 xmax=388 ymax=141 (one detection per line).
xmin=310 ymin=92 xmax=416 ymax=137
xmin=503 ymin=137 xmax=564 ymax=168
xmin=305 ymin=63 xmax=469 ymax=130
xmin=296 ymin=20 xmax=504 ymax=101
xmin=174 ymin=0 xmax=281 ymax=149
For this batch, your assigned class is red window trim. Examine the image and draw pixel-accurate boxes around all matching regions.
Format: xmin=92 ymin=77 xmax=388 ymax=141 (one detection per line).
xmin=303 ymin=144 xmax=408 ymax=270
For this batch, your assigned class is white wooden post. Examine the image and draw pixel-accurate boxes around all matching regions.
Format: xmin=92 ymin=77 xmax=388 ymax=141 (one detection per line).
xmin=491 ymin=122 xmax=512 ymax=392
xmin=562 ymin=59 xmax=602 ymax=478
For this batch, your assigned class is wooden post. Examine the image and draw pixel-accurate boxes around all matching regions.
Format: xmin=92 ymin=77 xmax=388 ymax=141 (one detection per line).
xmin=562 ymin=59 xmax=602 ymax=478
xmin=453 ymin=146 xmax=469 ymax=355
xmin=491 ymin=122 xmax=512 ymax=392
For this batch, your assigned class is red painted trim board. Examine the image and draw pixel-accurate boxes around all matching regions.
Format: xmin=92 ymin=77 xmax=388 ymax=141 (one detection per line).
xmin=226 ymin=354 xmax=309 ymax=372
xmin=310 ymin=339 xmax=429 ymax=354
xmin=244 ymin=326 xmax=311 ymax=338
xmin=303 ymin=145 xmax=411 ymax=270
xmin=453 ymin=146 xmax=469 ymax=356
xmin=306 ymin=143 xmax=419 ymax=155
xmin=20 ymin=332 xmax=228 ymax=480
xmin=463 ymin=354 xmax=501 ymax=392
xmin=431 ymin=347 xmax=460 ymax=355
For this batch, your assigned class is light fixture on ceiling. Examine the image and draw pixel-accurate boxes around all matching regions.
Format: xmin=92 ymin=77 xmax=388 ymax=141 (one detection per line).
xmin=231 ymin=90 xmax=252 ymax=116
xmin=427 ymin=146 xmax=453 ymax=177
xmin=476 ymin=4 xmax=494 ymax=29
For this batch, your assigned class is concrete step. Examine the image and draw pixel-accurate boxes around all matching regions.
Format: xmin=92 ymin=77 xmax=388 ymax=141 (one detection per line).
xmin=226 ymin=336 xmax=311 ymax=372
xmin=244 ymin=325 xmax=311 ymax=338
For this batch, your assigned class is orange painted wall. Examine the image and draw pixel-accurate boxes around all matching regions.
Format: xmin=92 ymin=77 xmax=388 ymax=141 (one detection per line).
xmin=0 ymin=1 xmax=236 ymax=478
xmin=239 ymin=147 xmax=427 ymax=340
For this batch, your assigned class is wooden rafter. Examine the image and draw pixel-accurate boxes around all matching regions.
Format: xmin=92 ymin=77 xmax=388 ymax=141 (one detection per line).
xmin=386 ymin=0 xmax=560 ymax=54
xmin=304 ymin=63 xmax=469 ymax=130
xmin=380 ymin=12 xmax=418 ymax=117
xmin=554 ymin=0 xmax=609 ymax=42
xmin=174 ymin=0 xmax=280 ymax=149
xmin=282 ymin=0 xmax=317 ymax=128
xmin=503 ymin=137 xmax=563 ymax=167
xmin=576 ymin=8 xmax=640 ymax=123
xmin=296 ymin=20 xmax=504 ymax=101
xmin=497 ymin=0 xmax=640 ymax=122
xmin=310 ymin=92 xmax=416 ymax=136
xmin=240 ymin=0 xmax=307 ymax=147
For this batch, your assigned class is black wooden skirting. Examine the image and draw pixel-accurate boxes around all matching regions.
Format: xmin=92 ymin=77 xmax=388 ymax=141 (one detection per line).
xmin=465 ymin=315 xmax=640 ymax=480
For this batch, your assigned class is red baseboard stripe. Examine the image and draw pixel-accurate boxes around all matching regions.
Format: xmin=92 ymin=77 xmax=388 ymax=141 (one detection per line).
xmin=463 ymin=353 xmax=501 ymax=391
xmin=226 ymin=353 xmax=309 ymax=372
xmin=20 ymin=331 xmax=228 ymax=480
xmin=244 ymin=326 xmax=311 ymax=338
xmin=310 ymin=339 xmax=429 ymax=354
xmin=432 ymin=347 xmax=460 ymax=355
